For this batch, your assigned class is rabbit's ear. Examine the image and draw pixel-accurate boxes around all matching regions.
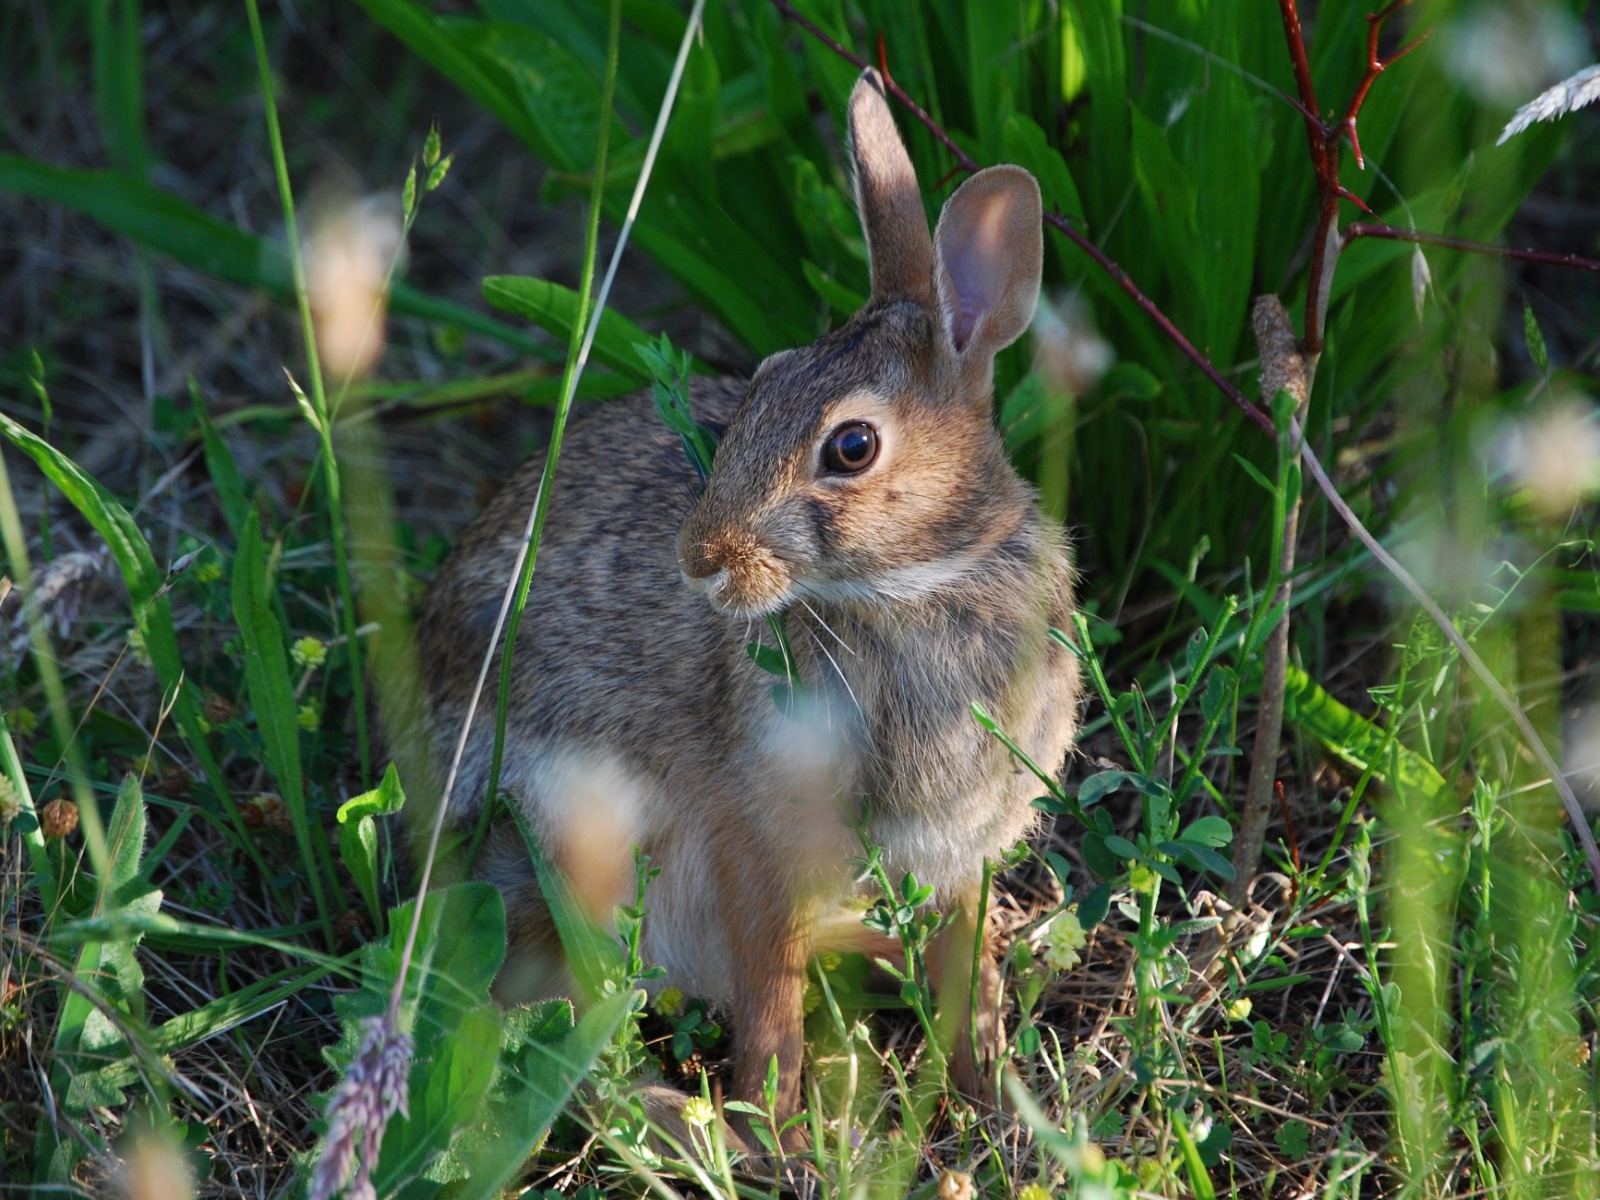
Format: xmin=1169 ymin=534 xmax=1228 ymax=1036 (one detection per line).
xmin=932 ymin=166 xmax=1043 ymax=359
xmin=849 ymin=69 xmax=935 ymax=306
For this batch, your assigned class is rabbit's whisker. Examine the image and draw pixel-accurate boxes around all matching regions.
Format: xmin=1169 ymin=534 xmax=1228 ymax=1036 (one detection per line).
xmin=801 ymin=619 xmax=864 ymax=725
xmin=798 ymin=598 xmax=856 ymax=657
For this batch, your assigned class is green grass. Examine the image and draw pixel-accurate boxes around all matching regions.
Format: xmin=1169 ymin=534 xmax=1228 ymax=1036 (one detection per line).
xmin=2 ymin=0 xmax=1599 ymax=1195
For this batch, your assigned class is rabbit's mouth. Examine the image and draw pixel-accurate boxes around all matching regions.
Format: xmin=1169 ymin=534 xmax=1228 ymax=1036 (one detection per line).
xmin=680 ymin=552 xmax=794 ymax=617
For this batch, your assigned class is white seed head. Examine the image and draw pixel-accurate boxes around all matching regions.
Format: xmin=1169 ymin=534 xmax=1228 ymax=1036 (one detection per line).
xmin=306 ymin=194 xmax=405 ymax=380
xmin=1497 ymin=397 xmax=1600 ymax=519
xmin=1031 ymin=290 xmax=1113 ymax=398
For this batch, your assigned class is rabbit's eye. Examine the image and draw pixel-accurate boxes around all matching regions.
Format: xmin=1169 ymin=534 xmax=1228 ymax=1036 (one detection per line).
xmin=822 ymin=422 xmax=879 ymax=473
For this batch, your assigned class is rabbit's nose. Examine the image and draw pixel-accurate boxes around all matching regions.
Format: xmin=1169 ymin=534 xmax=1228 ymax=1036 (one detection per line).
xmin=679 ymin=537 xmax=726 ymax=581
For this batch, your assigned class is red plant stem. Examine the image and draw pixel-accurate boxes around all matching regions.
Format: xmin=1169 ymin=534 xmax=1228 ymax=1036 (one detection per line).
xmin=1344 ymin=222 xmax=1600 ymax=273
xmin=1275 ymin=780 xmax=1302 ymax=876
xmin=1042 ymin=211 xmax=1275 ymax=435
xmin=1277 ymin=0 xmax=1326 ymax=176
xmin=1279 ymin=0 xmax=1416 ymax=353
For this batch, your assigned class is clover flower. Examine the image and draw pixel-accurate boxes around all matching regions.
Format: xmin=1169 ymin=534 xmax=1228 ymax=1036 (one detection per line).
xmin=1041 ymin=906 xmax=1087 ymax=973
xmin=293 ymin=637 xmax=329 ymax=670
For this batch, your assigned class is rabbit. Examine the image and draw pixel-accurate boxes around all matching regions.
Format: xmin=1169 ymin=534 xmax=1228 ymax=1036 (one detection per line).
xmin=415 ymin=67 xmax=1081 ymax=1134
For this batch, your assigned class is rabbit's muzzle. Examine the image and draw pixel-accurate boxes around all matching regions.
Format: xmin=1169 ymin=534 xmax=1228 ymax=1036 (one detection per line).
xmin=678 ymin=527 xmax=793 ymax=616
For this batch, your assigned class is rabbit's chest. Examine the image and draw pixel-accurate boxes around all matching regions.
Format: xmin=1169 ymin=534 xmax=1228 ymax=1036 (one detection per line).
xmin=806 ymin=612 xmax=1074 ymax=897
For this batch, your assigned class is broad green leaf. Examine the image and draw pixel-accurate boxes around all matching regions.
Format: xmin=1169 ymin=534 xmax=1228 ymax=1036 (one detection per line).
xmin=1102 ymin=834 xmax=1140 ymax=860
xmin=322 ymin=884 xmax=508 ymax=1195
xmin=444 ymin=989 xmax=634 ymax=1200
xmin=963 ymin=0 xmax=1014 ymax=156
xmin=746 ymin=641 xmax=791 ymax=677
xmin=1077 ymin=770 xmax=1125 ymax=807
xmin=1098 ymin=362 xmax=1162 ymax=402
xmin=1078 ymin=881 xmax=1112 ymax=929
xmin=1187 ymin=9 xmax=1257 ymax=368
xmin=353 ymin=365 xmax=638 ymax=411
xmin=461 ymin=22 xmax=607 ymax=173
xmin=802 ymin=258 xmax=866 ymax=316
xmin=375 ymin=1002 xmax=503 ymax=1193
xmin=1130 ymin=108 xmax=1200 ymax=308
xmin=1179 ymin=814 xmax=1234 ymax=848
xmin=348 ymin=0 xmax=542 ymax=149
xmin=1160 ymin=840 xmax=1235 ymax=881
xmin=1002 ymin=112 xmax=1085 ymax=225
xmin=1072 ymin=0 xmax=1128 ymax=226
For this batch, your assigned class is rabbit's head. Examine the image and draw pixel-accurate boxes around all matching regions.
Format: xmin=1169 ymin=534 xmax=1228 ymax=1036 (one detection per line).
xmin=677 ymin=69 xmax=1044 ymax=617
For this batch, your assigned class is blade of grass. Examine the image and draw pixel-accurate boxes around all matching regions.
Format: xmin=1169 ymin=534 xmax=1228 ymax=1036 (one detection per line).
xmin=0 ymin=719 xmax=53 ymax=913
xmin=231 ymin=510 xmax=337 ymax=947
xmin=243 ymin=0 xmax=369 ymax=787
xmin=482 ymin=275 xmax=657 ymax=383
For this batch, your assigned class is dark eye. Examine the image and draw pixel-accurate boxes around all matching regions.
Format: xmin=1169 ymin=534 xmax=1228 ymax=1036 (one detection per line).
xmin=822 ymin=422 xmax=879 ymax=473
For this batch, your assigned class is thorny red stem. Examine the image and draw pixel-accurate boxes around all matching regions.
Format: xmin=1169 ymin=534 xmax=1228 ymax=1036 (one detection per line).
xmin=1281 ymin=0 xmax=1416 ymax=353
xmin=1340 ymin=4 xmax=1429 ymax=169
xmin=1277 ymin=0 xmax=1327 ymax=178
xmin=1345 ymin=222 xmax=1600 ymax=273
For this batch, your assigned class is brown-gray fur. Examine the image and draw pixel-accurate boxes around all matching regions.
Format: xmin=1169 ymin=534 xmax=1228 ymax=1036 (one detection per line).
xmin=414 ymin=68 xmax=1081 ymax=1137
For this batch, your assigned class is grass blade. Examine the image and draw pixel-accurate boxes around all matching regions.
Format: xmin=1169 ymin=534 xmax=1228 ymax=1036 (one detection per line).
xmin=231 ymin=511 xmax=336 ymax=945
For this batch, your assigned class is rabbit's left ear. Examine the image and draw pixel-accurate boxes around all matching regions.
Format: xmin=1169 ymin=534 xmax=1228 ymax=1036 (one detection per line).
xmin=849 ymin=69 xmax=935 ymax=307
xmin=933 ymin=166 xmax=1043 ymax=360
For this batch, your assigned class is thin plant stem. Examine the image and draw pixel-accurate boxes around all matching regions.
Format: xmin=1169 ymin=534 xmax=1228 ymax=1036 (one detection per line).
xmin=481 ymin=0 xmax=623 ymax=827
xmin=392 ymin=0 xmax=711 ymax=1024
xmin=1343 ymin=221 xmax=1600 ymax=273
xmin=244 ymin=0 xmax=370 ymax=789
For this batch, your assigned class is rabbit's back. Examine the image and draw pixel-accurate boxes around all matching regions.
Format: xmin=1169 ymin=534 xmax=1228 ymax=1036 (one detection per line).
xmin=417 ymin=377 xmax=760 ymax=820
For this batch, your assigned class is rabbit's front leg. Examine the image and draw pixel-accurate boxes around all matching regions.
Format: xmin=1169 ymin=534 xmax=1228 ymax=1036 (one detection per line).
xmin=929 ymin=883 xmax=1003 ymax=1105
xmin=727 ymin=883 xmax=812 ymax=1147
